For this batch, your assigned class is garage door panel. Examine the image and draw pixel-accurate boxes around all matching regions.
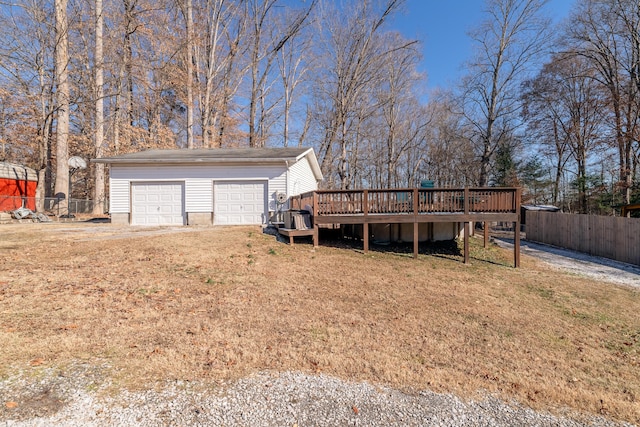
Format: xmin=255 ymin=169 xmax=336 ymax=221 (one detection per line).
xmin=214 ymin=181 xmax=266 ymax=225
xmin=131 ymin=182 xmax=185 ymax=226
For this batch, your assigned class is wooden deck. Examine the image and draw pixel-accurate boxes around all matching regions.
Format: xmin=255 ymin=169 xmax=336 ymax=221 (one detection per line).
xmin=289 ymin=187 xmax=521 ymax=267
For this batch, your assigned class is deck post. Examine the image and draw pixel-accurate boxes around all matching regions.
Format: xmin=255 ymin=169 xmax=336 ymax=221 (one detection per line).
xmin=514 ymin=221 xmax=520 ymax=267
xmin=484 ymin=221 xmax=489 ymax=248
xmin=514 ymin=187 xmax=521 ymax=267
xmin=313 ymin=224 xmax=319 ymax=247
xmin=463 ymin=187 xmax=470 ymax=264
xmin=413 ymin=223 xmax=419 ymax=259
xmin=363 ymin=223 xmax=369 ymax=253
xmin=464 ymin=222 xmax=470 ymax=264
xmin=413 ymin=188 xmax=419 ymax=258
xmin=313 ymin=191 xmax=319 ymax=248
xmin=363 ymin=190 xmax=369 ymax=254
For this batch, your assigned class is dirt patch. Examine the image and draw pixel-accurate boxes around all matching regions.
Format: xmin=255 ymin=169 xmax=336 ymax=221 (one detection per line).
xmin=0 ymin=363 xmax=109 ymax=421
xmin=0 ymin=223 xmax=638 ymax=424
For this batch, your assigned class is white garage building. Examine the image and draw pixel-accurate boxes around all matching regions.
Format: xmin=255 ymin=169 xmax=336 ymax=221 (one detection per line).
xmin=93 ymin=147 xmax=323 ymax=226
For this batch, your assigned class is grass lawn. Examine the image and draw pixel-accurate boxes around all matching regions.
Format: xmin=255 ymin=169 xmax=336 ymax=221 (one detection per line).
xmin=0 ymin=223 xmax=638 ymax=424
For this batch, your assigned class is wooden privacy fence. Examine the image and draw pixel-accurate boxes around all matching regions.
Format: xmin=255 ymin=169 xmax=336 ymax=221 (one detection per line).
xmin=526 ymin=211 xmax=640 ymax=266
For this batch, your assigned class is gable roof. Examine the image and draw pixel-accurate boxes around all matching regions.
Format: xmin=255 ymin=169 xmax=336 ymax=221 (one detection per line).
xmin=93 ymin=147 xmax=323 ymax=181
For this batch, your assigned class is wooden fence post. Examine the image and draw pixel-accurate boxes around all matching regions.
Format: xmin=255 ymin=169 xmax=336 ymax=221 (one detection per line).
xmin=363 ymin=190 xmax=369 ymax=254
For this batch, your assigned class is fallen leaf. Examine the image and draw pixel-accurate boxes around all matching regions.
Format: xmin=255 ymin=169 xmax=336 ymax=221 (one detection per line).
xmin=29 ymin=358 xmax=44 ymax=366
xmin=60 ymin=324 xmax=78 ymax=331
xmin=352 ymin=406 xmax=359 ymax=415
xmin=5 ymin=401 xmax=18 ymax=409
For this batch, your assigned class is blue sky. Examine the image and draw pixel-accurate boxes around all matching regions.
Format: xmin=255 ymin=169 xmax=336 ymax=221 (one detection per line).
xmin=392 ymin=0 xmax=576 ymax=90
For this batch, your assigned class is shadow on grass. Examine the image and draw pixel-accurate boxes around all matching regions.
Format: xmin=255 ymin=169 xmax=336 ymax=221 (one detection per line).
xmin=269 ymin=227 xmax=513 ymax=267
xmin=83 ymin=217 xmax=111 ymax=223
xmin=316 ymin=228 xmax=464 ymax=261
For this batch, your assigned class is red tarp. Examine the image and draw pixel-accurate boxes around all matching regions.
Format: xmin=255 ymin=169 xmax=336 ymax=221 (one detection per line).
xmin=0 ymin=178 xmax=37 ymax=211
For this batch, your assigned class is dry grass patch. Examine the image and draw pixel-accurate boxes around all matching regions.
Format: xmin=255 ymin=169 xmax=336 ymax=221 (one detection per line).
xmin=0 ymin=223 xmax=638 ymax=424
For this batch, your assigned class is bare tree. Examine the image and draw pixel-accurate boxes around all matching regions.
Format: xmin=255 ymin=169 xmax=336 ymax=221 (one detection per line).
xmin=522 ymin=79 xmax=571 ymax=205
xmin=522 ymin=54 xmax=608 ymax=211
xmin=313 ymin=0 xmax=413 ymax=189
xmin=565 ymin=0 xmax=640 ymax=205
xmin=105 ymin=0 xmax=185 ymax=152
xmin=177 ymin=0 xmax=195 ymax=148
xmin=55 ymin=0 xmax=70 ymax=212
xmin=191 ymin=0 xmax=249 ymax=147
xmin=186 ymin=0 xmax=194 ymax=148
xmin=245 ymin=0 xmax=315 ymax=148
xmin=375 ymin=32 xmax=425 ymax=187
xmin=111 ymin=0 xmax=139 ymax=154
xmin=93 ymin=0 xmax=105 ymax=214
xmin=421 ymin=91 xmax=480 ymax=187
xmin=461 ymin=0 xmax=551 ymax=187
xmin=275 ymin=9 xmax=314 ymax=147
xmin=0 ymin=1 xmax=57 ymax=211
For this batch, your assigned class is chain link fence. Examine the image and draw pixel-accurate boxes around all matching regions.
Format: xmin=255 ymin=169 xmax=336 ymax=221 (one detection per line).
xmin=0 ymin=196 xmax=103 ymax=217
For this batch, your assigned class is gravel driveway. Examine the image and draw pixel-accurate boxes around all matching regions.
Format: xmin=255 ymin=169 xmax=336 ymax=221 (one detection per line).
xmin=1 ymin=366 xmax=634 ymax=427
xmin=494 ymin=238 xmax=640 ymax=289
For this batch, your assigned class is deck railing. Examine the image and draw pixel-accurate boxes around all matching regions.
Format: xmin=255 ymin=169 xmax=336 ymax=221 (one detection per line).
xmin=289 ymin=191 xmax=315 ymax=212
xmin=289 ymin=187 xmax=519 ymax=216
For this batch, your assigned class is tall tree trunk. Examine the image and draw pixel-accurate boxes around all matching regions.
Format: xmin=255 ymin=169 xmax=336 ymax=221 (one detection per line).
xmin=298 ymin=105 xmax=311 ymax=147
xmin=93 ymin=0 xmax=106 ymax=214
xmin=339 ymin=114 xmax=348 ymax=189
xmin=479 ymin=47 xmax=502 ymax=188
xmin=55 ymin=0 xmax=70 ymax=214
xmin=123 ymin=0 xmax=135 ymax=126
xmin=249 ymin=31 xmax=260 ymax=148
xmin=186 ymin=0 xmax=194 ymax=148
xmin=36 ymin=56 xmax=54 ymax=212
xmin=578 ymin=158 xmax=587 ymax=213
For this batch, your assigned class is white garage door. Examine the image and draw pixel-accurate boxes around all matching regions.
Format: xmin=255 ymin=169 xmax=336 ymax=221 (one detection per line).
xmin=214 ymin=181 xmax=266 ymax=225
xmin=131 ymin=182 xmax=185 ymax=226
